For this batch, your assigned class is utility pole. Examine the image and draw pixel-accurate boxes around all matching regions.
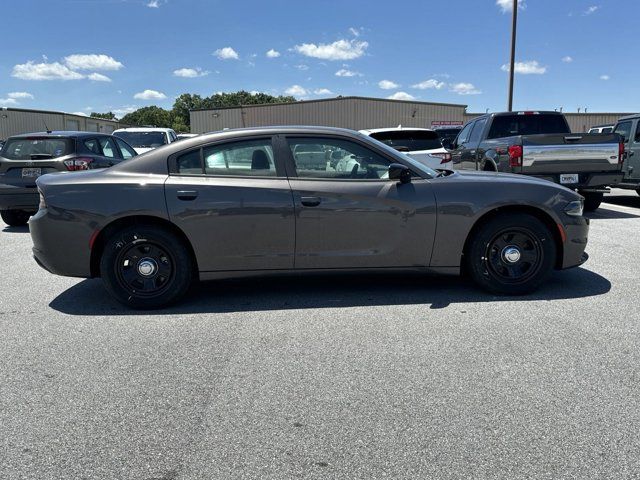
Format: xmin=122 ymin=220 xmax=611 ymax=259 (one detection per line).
xmin=507 ymin=0 xmax=518 ymax=111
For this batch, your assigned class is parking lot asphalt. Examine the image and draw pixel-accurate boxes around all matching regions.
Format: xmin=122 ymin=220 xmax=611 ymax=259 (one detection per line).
xmin=1 ymin=190 xmax=640 ymax=479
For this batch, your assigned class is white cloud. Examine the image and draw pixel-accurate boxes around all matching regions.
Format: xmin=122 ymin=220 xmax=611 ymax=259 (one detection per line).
xmin=88 ymin=72 xmax=112 ymax=82
xmin=411 ymin=79 xmax=446 ymax=90
xmin=294 ymin=39 xmax=368 ymax=61
xmin=501 ymin=60 xmax=547 ymax=74
xmin=133 ymin=89 xmax=167 ymax=100
xmin=378 ymin=80 xmax=399 ymax=90
xmin=266 ymin=49 xmax=280 ymax=58
xmin=8 ymin=92 xmax=34 ymax=99
xmin=0 ymin=98 xmax=18 ymax=106
xmin=295 ymin=64 xmax=309 ymax=71
xmin=71 ymin=111 xmax=88 ymax=116
xmin=335 ymin=68 xmax=361 ymax=77
xmin=349 ymin=27 xmax=361 ymax=37
xmin=213 ymin=47 xmax=239 ymax=60
xmin=450 ymin=83 xmax=482 ymax=95
xmin=562 ymin=56 xmax=573 ymax=63
xmin=387 ymin=91 xmax=416 ymax=101
xmin=284 ymin=85 xmax=308 ymax=97
xmin=496 ymin=0 xmax=525 ymax=12
xmin=585 ymin=5 xmax=599 ymax=14
xmin=600 ymin=74 xmax=610 ymax=80
xmin=173 ymin=67 xmax=209 ymax=78
xmin=64 ymin=54 xmax=123 ymax=71
xmin=112 ymin=105 xmax=137 ymax=118
xmin=147 ymin=0 xmax=160 ymax=7
xmin=12 ymin=61 xmax=85 ymax=80
xmin=313 ymin=88 xmax=333 ymax=95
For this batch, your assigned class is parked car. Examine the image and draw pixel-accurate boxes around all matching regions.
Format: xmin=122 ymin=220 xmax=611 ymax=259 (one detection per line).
xmin=611 ymin=114 xmax=640 ymax=194
xmin=112 ymin=127 xmax=178 ymax=154
xmin=0 ymin=131 xmax=137 ymax=226
xmin=360 ymin=127 xmax=452 ymax=170
xmin=433 ymin=126 xmax=462 ymax=143
xmin=176 ymin=133 xmax=198 ymax=141
xmin=588 ymin=124 xmax=614 ymax=134
xmin=31 ymin=126 xmax=589 ymax=309
xmin=443 ymin=111 xmax=624 ymax=211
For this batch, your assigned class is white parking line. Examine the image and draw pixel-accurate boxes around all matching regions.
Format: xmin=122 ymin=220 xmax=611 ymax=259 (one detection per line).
xmin=601 ymin=201 xmax=639 ymax=213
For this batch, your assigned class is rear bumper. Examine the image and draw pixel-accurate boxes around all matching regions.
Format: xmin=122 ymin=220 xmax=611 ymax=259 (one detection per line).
xmin=560 ymin=216 xmax=590 ymax=269
xmin=529 ymin=172 xmax=623 ymax=189
xmin=0 ymin=184 xmax=38 ymax=210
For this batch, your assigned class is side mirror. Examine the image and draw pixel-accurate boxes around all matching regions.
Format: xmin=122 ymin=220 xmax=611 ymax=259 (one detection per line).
xmin=441 ymin=138 xmax=453 ymax=149
xmin=388 ymin=163 xmax=412 ymax=184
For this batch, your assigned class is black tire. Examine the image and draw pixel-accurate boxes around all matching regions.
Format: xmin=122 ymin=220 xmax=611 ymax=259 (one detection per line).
xmin=100 ymin=225 xmax=194 ymax=309
xmin=1 ymin=209 xmax=31 ymax=227
xmin=465 ymin=213 xmax=557 ymax=295
xmin=580 ymin=191 xmax=603 ymax=212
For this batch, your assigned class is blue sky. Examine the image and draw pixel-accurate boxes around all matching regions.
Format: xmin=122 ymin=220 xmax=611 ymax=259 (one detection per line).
xmin=0 ymin=0 xmax=635 ymax=117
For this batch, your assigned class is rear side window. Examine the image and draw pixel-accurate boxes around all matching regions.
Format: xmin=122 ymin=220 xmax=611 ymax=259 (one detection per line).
xmin=98 ymin=137 xmax=118 ymax=158
xmin=84 ymin=139 xmax=100 ymax=154
xmin=176 ymin=149 xmax=203 ymax=174
xmin=203 ymin=139 xmax=276 ymax=177
xmin=115 ymin=138 xmax=137 ymax=159
xmin=487 ymin=114 xmax=570 ymax=138
xmin=2 ymin=138 xmax=72 ymax=160
xmin=369 ymin=130 xmax=442 ymax=151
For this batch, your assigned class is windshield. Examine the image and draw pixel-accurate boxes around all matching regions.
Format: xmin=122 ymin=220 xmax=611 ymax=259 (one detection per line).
xmin=113 ymin=131 xmax=167 ymax=148
xmin=2 ymin=137 xmax=72 ymax=160
xmin=369 ymin=130 xmax=442 ymax=151
xmin=487 ymin=114 xmax=570 ymax=138
xmin=360 ymin=133 xmax=438 ymax=178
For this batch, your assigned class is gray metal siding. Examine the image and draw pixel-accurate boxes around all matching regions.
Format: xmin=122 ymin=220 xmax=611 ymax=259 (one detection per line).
xmin=0 ymin=108 xmax=123 ymax=139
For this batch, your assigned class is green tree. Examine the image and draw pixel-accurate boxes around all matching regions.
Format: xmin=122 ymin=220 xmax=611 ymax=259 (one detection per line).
xmin=90 ymin=111 xmax=117 ymax=120
xmin=120 ymin=106 xmax=173 ymax=128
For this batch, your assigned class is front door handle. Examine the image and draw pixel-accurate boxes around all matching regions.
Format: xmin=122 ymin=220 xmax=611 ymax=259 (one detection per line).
xmin=177 ymin=190 xmax=198 ymax=200
xmin=301 ymin=196 xmax=321 ymax=207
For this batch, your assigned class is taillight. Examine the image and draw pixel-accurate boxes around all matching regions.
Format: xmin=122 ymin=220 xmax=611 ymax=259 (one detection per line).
xmin=508 ymin=145 xmax=523 ymax=167
xmin=619 ymin=142 xmax=625 ymax=163
xmin=432 ymin=152 xmax=452 ymax=164
xmin=63 ymin=157 xmax=93 ymax=171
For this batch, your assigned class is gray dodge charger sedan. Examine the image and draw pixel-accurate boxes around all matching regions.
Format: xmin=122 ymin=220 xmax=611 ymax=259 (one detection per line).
xmin=30 ymin=126 xmax=589 ymax=308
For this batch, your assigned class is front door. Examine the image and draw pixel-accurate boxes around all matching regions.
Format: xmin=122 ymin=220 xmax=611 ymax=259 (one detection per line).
xmin=451 ymin=121 xmax=475 ymax=170
xmin=282 ymin=135 xmax=437 ymax=269
xmin=629 ymin=120 xmax=640 ymax=180
xmin=165 ymin=137 xmax=296 ymax=272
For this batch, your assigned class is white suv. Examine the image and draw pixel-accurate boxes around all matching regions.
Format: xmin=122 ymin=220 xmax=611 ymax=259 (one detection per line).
xmin=112 ymin=127 xmax=178 ymax=154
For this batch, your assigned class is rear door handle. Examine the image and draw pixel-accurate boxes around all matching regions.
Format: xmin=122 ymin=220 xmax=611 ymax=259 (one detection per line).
xmin=177 ymin=190 xmax=198 ymax=200
xmin=301 ymin=196 xmax=321 ymax=207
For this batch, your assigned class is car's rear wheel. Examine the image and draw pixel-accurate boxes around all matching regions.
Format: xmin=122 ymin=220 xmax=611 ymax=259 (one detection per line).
xmin=580 ymin=191 xmax=603 ymax=211
xmin=1 ymin=209 xmax=31 ymax=227
xmin=100 ymin=225 xmax=193 ymax=309
xmin=466 ymin=214 xmax=556 ymax=295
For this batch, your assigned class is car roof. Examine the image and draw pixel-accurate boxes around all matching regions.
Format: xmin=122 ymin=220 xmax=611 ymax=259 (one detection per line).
xmin=9 ymin=131 xmax=115 ymax=139
xmin=617 ymin=114 xmax=640 ymax=122
xmin=113 ymin=127 xmax=174 ymax=133
xmin=360 ymin=127 xmax=436 ymax=135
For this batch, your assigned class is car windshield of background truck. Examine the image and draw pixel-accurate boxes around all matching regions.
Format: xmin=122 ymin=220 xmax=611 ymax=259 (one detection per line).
xmin=487 ymin=114 xmax=570 ymax=139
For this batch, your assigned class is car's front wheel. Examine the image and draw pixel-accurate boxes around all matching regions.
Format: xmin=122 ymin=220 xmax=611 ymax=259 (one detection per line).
xmin=1 ymin=209 xmax=31 ymax=227
xmin=466 ymin=214 xmax=557 ymax=295
xmin=100 ymin=225 xmax=194 ymax=309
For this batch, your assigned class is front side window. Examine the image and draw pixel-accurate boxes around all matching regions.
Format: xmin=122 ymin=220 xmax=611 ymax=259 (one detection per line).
xmin=456 ymin=123 xmax=473 ymax=146
xmin=98 ymin=137 xmax=117 ymax=158
xmin=287 ymin=137 xmax=392 ymax=180
xmin=203 ymin=139 xmax=276 ymax=176
xmin=468 ymin=117 xmax=488 ymax=145
xmin=634 ymin=123 xmax=640 ymax=143
xmin=614 ymin=121 xmax=632 ymax=143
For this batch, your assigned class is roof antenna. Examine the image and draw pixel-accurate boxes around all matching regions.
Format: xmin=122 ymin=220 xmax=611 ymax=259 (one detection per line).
xmin=43 ymin=118 xmax=51 ymax=134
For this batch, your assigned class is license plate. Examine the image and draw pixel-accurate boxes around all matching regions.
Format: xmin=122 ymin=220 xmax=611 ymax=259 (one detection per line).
xmin=22 ymin=168 xmax=42 ymax=178
xmin=560 ymin=173 xmax=579 ymax=184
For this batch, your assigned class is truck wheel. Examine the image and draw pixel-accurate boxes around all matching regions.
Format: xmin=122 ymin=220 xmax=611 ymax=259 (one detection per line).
xmin=1 ymin=210 xmax=31 ymax=227
xmin=580 ymin=192 xmax=603 ymax=212
xmin=465 ymin=213 xmax=556 ymax=295
xmin=100 ymin=225 xmax=194 ymax=309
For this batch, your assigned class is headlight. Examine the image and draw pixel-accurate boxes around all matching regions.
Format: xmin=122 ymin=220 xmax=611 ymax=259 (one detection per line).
xmin=564 ymin=199 xmax=583 ymax=217
xmin=38 ymin=189 xmax=46 ymax=210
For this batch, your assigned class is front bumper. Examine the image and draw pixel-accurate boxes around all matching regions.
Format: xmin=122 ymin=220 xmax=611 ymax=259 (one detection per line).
xmin=0 ymin=184 xmax=39 ymax=210
xmin=560 ymin=216 xmax=590 ymax=269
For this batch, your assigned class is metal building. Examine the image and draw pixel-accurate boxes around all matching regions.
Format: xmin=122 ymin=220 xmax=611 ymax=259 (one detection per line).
xmin=190 ymin=96 xmax=468 ymax=133
xmin=0 ymin=107 xmax=124 ymax=140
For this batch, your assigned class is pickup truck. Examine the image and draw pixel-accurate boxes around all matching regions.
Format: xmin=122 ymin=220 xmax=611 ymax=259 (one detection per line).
xmin=442 ymin=111 xmax=625 ymax=211
xmin=611 ymin=114 xmax=640 ymax=195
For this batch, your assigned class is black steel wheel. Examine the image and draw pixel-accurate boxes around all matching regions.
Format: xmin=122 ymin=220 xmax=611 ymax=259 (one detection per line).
xmin=1 ymin=209 xmax=31 ymax=227
xmin=466 ymin=214 xmax=556 ymax=295
xmin=100 ymin=225 xmax=193 ymax=309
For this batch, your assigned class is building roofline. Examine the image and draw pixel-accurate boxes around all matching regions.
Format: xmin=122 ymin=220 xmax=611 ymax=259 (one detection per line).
xmin=0 ymin=106 xmax=120 ymax=124
xmin=189 ymin=95 xmax=468 ymax=112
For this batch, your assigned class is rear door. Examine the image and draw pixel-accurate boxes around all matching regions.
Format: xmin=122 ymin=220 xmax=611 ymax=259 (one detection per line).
xmin=164 ymin=136 xmax=296 ymax=272
xmin=282 ymin=135 xmax=437 ymax=269
xmin=613 ymin=120 xmax=637 ymax=180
